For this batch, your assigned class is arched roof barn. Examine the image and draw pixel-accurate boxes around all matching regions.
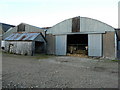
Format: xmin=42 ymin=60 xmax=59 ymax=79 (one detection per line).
xmin=46 ymin=16 xmax=117 ymax=59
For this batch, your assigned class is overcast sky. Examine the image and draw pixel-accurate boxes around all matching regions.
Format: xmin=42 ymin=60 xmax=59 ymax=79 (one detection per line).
xmin=0 ymin=0 xmax=119 ymax=28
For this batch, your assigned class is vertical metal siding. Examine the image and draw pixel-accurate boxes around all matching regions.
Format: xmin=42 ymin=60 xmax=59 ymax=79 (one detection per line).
xmin=80 ymin=17 xmax=114 ymax=32
xmin=25 ymin=24 xmax=45 ymax=36
xmin=88 ymin=34 xmax=102 ymax=56
xmin=4 ymin=41 xmax=33 ymax=55
xmin=56 ymin=35 xmax=67 ymax=55
xmin=47 ymin=19 xmax=72 ymax=35
xmin=46 ymin=34 xmax=55 ymax=54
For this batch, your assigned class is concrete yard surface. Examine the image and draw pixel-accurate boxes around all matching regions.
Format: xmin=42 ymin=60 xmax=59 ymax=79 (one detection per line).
xmin=2 ymin=53 xmax=118 ymax=88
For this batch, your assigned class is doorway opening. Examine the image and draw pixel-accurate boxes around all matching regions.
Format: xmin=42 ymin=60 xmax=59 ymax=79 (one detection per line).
xmin=67 ymin=34 xmax=88 ymax=56
xmin=35 ymin=41 xmax=44 ymax=54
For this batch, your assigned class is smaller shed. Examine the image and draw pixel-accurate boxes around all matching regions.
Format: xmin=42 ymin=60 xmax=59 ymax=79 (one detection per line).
xmin=4 ymin=32 xmax=46 ymax=56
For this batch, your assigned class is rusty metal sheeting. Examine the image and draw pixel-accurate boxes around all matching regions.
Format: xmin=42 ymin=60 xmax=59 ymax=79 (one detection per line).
xmin=4 ymin=32 xmax=40 ymax=41
xmin=72 ymin=16 xmax=80 ymax=32
xmin=103 ymin=32 xmax=115 ymax=59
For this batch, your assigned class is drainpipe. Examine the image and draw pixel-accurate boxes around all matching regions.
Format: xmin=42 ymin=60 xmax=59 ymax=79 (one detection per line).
xmin=44 ymin=29 xmax=47 ymax=54
xmin=44 ymin=29 xmax=47 ymax=38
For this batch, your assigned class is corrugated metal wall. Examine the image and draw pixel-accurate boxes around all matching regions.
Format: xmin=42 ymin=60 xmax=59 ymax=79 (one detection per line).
xmin=46 ymin=34 xmax=55 ymax=54
xmin=25 ymin=24 xmax=45 ymax=36
xmin=47 ymin=17 xmax=114 ymax=35
xmin=56 ymin=35 xmax=67 ymax=55
xmin=103 ymin=32 xmax=115 ymax=59
xmin=80 ymin=17 xmax=114 ymax=32
xmin=47 ymin=19 xmax=72 ymax=35
xmin=4 ymin=41 xmax=33 ymax=55
xmin=88 ymin=34 xmax=102 ymax=56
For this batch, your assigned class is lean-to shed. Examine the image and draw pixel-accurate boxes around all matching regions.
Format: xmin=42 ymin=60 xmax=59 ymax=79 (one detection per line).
xmin=4 ymin=32 xmax=46 ymax=56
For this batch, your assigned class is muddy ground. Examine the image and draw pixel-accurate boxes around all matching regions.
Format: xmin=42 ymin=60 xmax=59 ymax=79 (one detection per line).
xmin=2 ymin=53 xmax=118 ymax=88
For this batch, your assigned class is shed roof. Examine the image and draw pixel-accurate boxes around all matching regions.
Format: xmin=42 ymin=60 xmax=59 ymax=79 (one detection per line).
xmin=0 ymin=23 xmax=15 ymax=32
xmin=4 ymin=32 xmax=41 ymax=41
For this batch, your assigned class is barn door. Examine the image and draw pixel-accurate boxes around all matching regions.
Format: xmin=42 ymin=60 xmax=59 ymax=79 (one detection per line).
xmin=88 ymin=34 xmax=102 ymax=56
xmin=56 ymin=35 xmax=67 ymax=55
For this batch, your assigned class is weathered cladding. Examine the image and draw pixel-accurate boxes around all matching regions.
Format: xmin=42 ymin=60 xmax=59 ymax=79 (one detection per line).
xmin=5 ymin=41 xmax=33 ymax=55
xmin=56 ymin=35 xmax=67 ymax=55
xmin=88 ymin=34 xmax=102 ymax=56
xmin=72 ymin=16 xmax=80 ymax=32
xmin=103 ymin=32 xmax=115 ymax=58
xmin=47 ymin=19 xmax=72 ymax=35
xmin=46 ymin=34 xmax=55 ymax=54
xmin=80 ymin=17 xmax=114 ymax=32
xmin=25 ymin=24 xmax=45 ymax=36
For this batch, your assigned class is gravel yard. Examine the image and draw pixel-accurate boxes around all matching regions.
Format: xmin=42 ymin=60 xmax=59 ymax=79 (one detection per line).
xmin=2 ymin=53 xmax=118 ymax=88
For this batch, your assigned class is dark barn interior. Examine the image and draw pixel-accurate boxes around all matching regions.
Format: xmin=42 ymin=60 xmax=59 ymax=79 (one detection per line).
xmin=35 ymin=41 xmax=44 ymax=54
xmin=67 ymin=34 xmax=88 ymax=55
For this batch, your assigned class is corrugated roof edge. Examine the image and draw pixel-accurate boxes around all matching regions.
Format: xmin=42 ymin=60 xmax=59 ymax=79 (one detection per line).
xmin=0 ymin=22 xmax=15 ymax=27
xmin=4 ymin=32 xmax=42 ymax=41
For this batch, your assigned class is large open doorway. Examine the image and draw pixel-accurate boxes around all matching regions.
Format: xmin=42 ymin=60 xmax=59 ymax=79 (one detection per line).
xmin=67 ymin=34 xmax=88 ymax=56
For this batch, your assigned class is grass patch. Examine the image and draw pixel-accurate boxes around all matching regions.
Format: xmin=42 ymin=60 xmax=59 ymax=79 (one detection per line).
xmin=111 ymin=60 xmax=120 ymax=62
xmin=34 ymin=54 xmax=55 ymax=59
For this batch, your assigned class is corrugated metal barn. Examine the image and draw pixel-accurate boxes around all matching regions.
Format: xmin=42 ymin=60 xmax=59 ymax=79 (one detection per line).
xmin=46 ymin=16 xmax=119 ymax=59
xmin=4 ymin=32 xmax=46 ymax=55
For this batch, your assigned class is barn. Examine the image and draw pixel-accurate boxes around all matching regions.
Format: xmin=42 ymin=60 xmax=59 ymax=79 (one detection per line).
xmin=4 ymin=32 xmax=46 ymax=55
xmin=46 ymin=16 xmax=119 ymax=59
xmin=2 ymin=23 xmax=46 ymax=40
xmin=2 ymin=23 xmax=47 ymax=55
xmin=2 ymin=17 xmax=120 ymax=59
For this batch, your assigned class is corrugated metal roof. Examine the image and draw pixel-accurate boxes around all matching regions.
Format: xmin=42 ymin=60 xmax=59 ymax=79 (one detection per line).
xmin=4 ymin=32 xmax=40 ymax=41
